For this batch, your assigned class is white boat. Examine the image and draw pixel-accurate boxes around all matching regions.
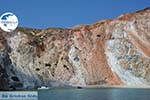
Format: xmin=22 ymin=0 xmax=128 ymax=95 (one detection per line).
xmin=38 ymin=86 xmax=49 ymax=90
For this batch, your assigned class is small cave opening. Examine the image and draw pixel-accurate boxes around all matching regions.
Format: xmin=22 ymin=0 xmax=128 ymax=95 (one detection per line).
xmin=10 ymin=69 xmax=13 ymax=72
xmin=52 ymin=74 xmax=55 ymax=77
xmin=74 ymin=56 xmax=79 ymax=62
xmin=63 ymin=65 xmax=69 ymax=70
xmin=54 ymin=61 xmax=58 ymax=66
xmin=9 ymin=86 xmax=16 ymax=90
xmin=11 ymin=76 xmax=19 ymax=82
xmin=51 ymin=72 xmax=55 ymax=77
xmin=35 ymin=68 xmax=40 ymax=71
xmin=45 ymin=63 xmax=51 ymax=67
xmin=97 ymin=35 xmax=101 ymax=37
xmin=75 ymin=46 xmax=79 ymax=50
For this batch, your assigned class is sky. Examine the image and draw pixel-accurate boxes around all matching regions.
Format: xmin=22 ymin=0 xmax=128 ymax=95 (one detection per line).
xmin=0 ymin=0 xmax=150 ymax=29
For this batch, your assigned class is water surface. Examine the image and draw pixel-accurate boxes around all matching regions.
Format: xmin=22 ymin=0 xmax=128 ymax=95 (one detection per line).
xmin=39 ymin=88 xmax=150 ymax=100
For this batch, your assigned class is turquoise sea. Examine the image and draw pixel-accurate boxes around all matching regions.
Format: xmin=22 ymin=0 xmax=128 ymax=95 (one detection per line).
xmin=38 ymin=88 xmax=150 ymax=100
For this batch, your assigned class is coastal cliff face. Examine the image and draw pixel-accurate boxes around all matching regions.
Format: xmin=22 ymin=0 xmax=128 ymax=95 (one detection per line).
xmin=0 ymin=8 xmax=150 ymax=90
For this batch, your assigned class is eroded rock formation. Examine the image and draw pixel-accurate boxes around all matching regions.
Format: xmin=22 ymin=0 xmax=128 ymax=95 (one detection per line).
xmin=0 ymin=8 xmax=150 ymax=90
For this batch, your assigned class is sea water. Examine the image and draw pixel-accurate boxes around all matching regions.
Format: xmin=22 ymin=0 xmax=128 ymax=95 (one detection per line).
xmin=38 ymin=88 xmax=150 ymax=100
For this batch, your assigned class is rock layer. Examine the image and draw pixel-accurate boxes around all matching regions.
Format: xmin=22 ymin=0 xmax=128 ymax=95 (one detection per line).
xmin=0 ymin=8 xmax=150 ymax=90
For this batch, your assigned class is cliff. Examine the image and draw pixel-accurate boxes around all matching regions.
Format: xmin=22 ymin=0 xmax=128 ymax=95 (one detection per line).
xmin=0 ymin=8 xmax=150 ymax=90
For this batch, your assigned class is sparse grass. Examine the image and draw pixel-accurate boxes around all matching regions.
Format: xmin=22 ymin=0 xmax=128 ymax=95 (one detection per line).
xmin=16 ymin=27 xmax=41 ymax=36
xmin=16 ymin=27 xmax=69 ymax=44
